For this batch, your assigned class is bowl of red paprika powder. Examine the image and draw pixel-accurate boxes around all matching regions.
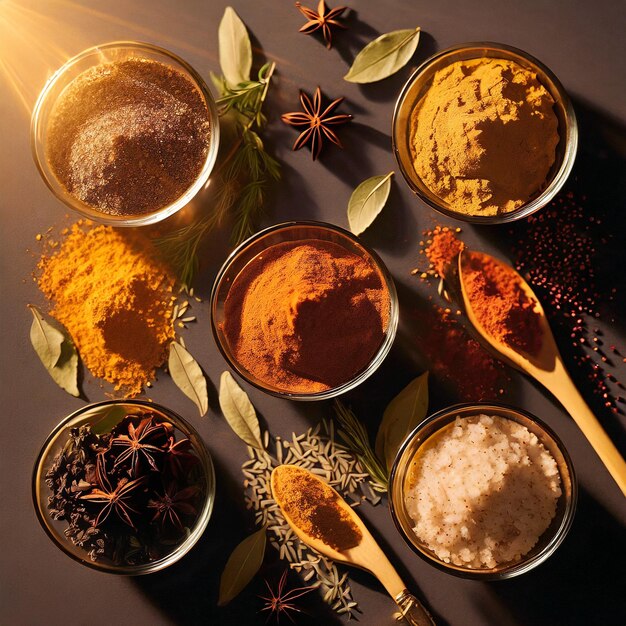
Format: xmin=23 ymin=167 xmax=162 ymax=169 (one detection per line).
xmin=210 ymin=221 xmax=399 ymax=400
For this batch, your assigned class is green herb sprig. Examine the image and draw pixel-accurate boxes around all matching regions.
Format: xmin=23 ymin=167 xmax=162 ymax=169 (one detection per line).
xmin=155 ymin=8 xmax=280 ymax=290
xmin=333 ymin=400 xmax=388 ymax=492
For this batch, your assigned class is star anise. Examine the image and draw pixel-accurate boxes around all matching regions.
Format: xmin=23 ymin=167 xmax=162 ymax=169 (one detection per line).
xmin=110 ymin=416 xmax=166 ymax=476
xmin=81 ymin=453 xmax=147 ymax=529
xmin=295 ymin=0 xmax=347 ymax=49
xmin=164 ymin=436 xmax=198 ymax=478
xmin=148 ymin=482 xmax=199 ymax=532
xmin=281 ymin=87 xmax=352 ymax=160
xmin=259 ymin=569 xmax=315 ymax=623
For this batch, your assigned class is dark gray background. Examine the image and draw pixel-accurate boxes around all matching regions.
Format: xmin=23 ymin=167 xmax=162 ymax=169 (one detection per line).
xmin=1 ymin=1 xmax=625 ymax=624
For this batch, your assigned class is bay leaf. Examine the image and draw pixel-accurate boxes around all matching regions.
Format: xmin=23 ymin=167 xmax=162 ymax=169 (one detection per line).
xmin=218 ymin=526 xmax=266 ymax=606
xmin=168 ymin=341 xmax=209 ymax=416
xmin=219 ymin=371 xmax=263 ymax=450
xmin=347 ymin=171 xmax=394 ymax=235
xmin=375 ymin=371 xmax=429 ymax=471
xmin=28 ymin=304 xmax=64 ymax=369
xmin=344 ymin=28 xmax=420 ymax=84
xmin=218 ymin=6 xmax=252 ymax=88
xmin=28 ymin=305 xmax=79 ymax=397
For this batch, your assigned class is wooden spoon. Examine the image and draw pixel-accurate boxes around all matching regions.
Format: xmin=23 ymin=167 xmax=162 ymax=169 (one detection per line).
xmin=271 ymin=465 xmax=435 ymax=626
xmin=458 ymin=248 xmax=626 ymax=497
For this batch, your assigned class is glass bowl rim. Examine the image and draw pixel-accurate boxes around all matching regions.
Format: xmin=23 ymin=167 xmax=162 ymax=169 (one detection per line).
xmin=210 ymin=220 xmax=399 ymax=401
xmin=30 ymin=40 xmax=221 ymax=227
xmin=32 ymin=398 xmax=216 ymax=575
xmin=388 ymin=401 xmax=578 ymax=580
xmin=391 ymin=41 xmax=578 ymax=225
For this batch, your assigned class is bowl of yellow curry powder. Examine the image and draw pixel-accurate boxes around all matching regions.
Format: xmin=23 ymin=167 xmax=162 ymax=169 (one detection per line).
xmin=210 ymin=222 xmax=398 ymax=400
xmin=392 ymin=42 xmax=577 ymax=223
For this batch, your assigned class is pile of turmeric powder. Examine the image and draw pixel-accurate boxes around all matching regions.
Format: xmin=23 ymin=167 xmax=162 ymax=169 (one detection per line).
xmin=410 ymin=57 xmax=559 ymax=216
xmin=38 ymin=221 xmax=176 ymax=396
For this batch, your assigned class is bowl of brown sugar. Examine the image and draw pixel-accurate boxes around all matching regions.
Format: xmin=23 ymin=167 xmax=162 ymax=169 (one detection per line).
xmin=211 ymin=222 xmax=398 ymax=400
xmin=31 ymin=41 xmax=219 ymax=226
xmin=392 ymin=43 xmax=577 ymax=223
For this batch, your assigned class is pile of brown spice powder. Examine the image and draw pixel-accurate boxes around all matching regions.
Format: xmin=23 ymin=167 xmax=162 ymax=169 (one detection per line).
xmin=222 ymin=240 xmax=390 ymax=393
xmin=272 ymin=465 xmax=362 ymax=552
xmin=38 ymin=222 xmax=176 ymax=396
xmin=46 ymin=58 xmax=212 ymax=216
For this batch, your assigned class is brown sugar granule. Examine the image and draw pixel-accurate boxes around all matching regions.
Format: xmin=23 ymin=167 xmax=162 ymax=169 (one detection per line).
xmin=46 ymin=58 xmax=212 ymax=216
xmin=222 ymin=240 xmax=390 ymax=393
xmin=38 ymin=222 xmax=176 ymax=396
xmin=272 ymin=465 xmax=362 ymax=551
xmin=461 ymin=250 xmax=543 ymax=356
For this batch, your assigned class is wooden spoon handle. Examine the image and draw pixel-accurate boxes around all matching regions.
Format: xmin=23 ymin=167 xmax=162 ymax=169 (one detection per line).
xmin=548 ymin=359 xmax=626 ymax=497
xmin=362 ymin=545 xmax=435 ymax=625
xmin=395 ymin=590 xmax=436 ymax=626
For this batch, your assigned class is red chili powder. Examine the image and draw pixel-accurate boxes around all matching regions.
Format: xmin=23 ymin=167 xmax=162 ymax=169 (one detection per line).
xmin=424 ymin=226 xmax=465 ymax=277
xmin=461 ymin=250 xmax=543 ymax=356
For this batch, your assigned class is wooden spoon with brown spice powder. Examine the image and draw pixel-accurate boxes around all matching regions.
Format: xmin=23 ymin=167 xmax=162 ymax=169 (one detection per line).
xmin=271 ymin=465 xmax=435 ymax=626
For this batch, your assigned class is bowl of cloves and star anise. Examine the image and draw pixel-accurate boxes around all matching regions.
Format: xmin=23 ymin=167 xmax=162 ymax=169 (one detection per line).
xmin=32 ymin=400 xmax=215 ymax=574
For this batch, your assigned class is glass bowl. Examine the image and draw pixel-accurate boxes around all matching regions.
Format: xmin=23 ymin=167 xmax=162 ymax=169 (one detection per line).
xmin=392 ymin=42 xmax=578 ymax=224
xmin=31 ymin=41 xmax=220 ymax=227
xmin=210 ymin=221 xmax=399 ymax=400
xmin=32 ymin=400 xmax=215 ymax=574
xmin=389 ymin=403 xmax=577 ymax=580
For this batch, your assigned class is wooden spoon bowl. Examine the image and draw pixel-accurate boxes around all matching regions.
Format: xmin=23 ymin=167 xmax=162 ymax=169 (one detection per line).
xmin=458 ymin=248 xmax=626 ymax=496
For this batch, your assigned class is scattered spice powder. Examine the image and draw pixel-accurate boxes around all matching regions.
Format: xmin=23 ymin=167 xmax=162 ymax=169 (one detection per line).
xmin=461 ymin=250 xmax=543 ymax=356
xmin=410 ymin=57 xmax=559 ymax=216
xmin=222 ymin=240 xmax=390 ymax=393
xmin=46 ymin=58 xmax=212 ymax=216
xmin=412 ymin=227 xmax=509 ymax=400
xmin=38 ymin=222 xmax=176 ymax=396
xmin=272 ymin=465 xmax=362 ymax=552
xmin=424 ymin=225 xmax=465 ymax=277
xmin=411 ymin=306 xmax=507 ymax=401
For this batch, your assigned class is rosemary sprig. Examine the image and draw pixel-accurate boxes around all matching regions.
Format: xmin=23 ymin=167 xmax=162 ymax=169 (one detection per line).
xmin=155 ymin=47 xmax=279 ymax=290
xmin=333 ymin=400 xmax=388 ymax=492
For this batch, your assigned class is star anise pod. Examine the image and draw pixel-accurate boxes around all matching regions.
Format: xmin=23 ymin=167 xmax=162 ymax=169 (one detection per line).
xmin=295 ymin=0 xmax=347 ymax=49
xmin=110 ymin=416 xmax=167 ymax=476
xmin=164 ymin=436 xmax=198 ymax=478
xmin=259 ymin=569 xmax=315 ymax=623
xmin=81 ymin=453 xmax=147 ymax=529
xmin=281 ymin=87 xmax=352 ymax=160
xmin=148 ymin=482 xmax=199 ymax=532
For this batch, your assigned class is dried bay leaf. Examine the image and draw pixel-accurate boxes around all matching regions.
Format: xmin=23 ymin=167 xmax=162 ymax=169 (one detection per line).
xmin=28 ymin=305 xmax=79 ymax=397
xmin=344 ymin=28 xmax=420 ymax=84
xmin=219 ymin=6 xmax=252 ymax=88
xmin=347 ymin=171 xmax=394 ymax=235
xmin=218 ymin=526 xmax=266 ymax=606
xmin=219 ymin=371 xmax=263 ymax=450
xmin=168 ymin=341 xmax=209 ymax=416
xmin=376 ymin=371 xmax=429 ymax=471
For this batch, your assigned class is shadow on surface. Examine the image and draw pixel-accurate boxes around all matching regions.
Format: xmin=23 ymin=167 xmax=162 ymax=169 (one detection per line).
xmin=483 ymin=485 xmax=626 ymax=626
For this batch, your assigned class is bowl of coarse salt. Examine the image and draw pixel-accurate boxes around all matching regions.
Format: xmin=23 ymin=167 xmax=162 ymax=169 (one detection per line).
xmin=389 ymin=403 xmax=577 ymax=579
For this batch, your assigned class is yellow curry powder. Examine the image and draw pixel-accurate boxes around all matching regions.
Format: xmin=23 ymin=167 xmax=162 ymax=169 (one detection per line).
xmin=38 ymin=222 xmax=176 ymax=396
xmin=272 ymin=465 xmax=362 ymax=552
xmin=410 ymin=58 xmax=559 ymax=216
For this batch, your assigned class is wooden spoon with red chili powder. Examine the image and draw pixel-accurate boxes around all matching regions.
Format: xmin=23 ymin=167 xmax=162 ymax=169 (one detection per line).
xmin=459 ymin=249 xmax=626 ymax=497
xmin=271 ymin=465 xmax=435 ymax=626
